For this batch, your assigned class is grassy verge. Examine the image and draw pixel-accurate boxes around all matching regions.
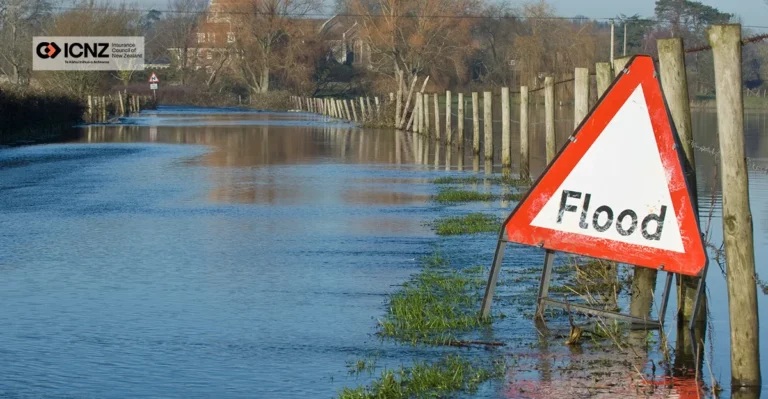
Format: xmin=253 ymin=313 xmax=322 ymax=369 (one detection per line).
xmin=434 ymin=188 xmax=523 ymax=203
xmin=377 ymin=252 xmax=491 ymax=345
xmin=338 ymin=354 xmax=505 ymax=399
xmin=433 ymin=213 xmax=501 ymax=236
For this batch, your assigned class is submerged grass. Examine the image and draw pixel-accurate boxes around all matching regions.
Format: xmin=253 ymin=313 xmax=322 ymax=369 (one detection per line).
xmin=377 ymin=252 xmax=490 ymax=345
xmin=433 ymin=175 xmax=531 ymax=186
xmin=434 ymin=188 xmax=494 ymax=203
xmin=434 ymin=188 xmax=524 ymax=203
xmin=433 ymin=213 xmax=501 ymax=236
xmin=338 ymin=354 xmax=505 ymax=399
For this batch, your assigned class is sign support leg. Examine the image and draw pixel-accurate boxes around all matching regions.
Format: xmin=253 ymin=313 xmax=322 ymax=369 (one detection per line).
xmin=658 ymin=271 xmax=674 ymax=327
xmin=535 ymin=250 xmax=555 ymax=319
xmin=688 ymin=262 xmax=709 ymax=357
xmin=480 ymin=240 xmax=507 ymax=318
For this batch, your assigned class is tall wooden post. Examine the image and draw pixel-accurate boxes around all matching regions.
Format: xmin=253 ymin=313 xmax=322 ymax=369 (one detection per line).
xmin=445 ymin=91 xmax=452 ymax=143
xmin=483 ymin=91 xmax=493 ymax=164
xmin=544 ymin=77 xmax=556 ymax=164
xmin=359 ymin=97 xmax=367 ymax=121
xmin=375 ymin=96 xmax=380 ymax=119
xmin=709 ymin=23 xmax=761 ymax=388
xmin=457 ymin=93 xmax=464 ymax=148
xmin=596 ymin=62 xmax=613 ymax=96
xmin=472 ymin=92 xmax=480 ymax=156
xmin=574 ymin=67 xmax=589 ymax=129
xmin=659 ymin=36 xmax=707 ymax=375
xmin=520 ymin=86 xmax=530 ymax=179
xmin=501 ymin=87 xmax=511 ymax=170
xmin=433 ymin=94 xmax=440 ymax=140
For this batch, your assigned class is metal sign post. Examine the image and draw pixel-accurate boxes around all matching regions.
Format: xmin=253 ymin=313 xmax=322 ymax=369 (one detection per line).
xmin=481 ymin=55 xmax=708 ymax=332
xmin=149 ymin=72 xmax=159 ymax=101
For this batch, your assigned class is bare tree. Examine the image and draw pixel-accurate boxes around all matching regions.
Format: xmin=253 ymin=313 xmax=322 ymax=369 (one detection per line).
xmin=347 ymin=0 xmax=477 ymax=86
xmin=163 ymin=0 xmax=207 ymax=85
xmin=38 ymin=0 xmax=141 ymax=97
xmin=0 ymin=0 xmax=50 ymax=85
xmin=232 ymin=0 xmax=323 ymax=94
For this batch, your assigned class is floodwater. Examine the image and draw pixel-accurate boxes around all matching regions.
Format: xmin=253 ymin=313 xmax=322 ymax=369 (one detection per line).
xmin=0 ymin=105 xmax=766 ymax=398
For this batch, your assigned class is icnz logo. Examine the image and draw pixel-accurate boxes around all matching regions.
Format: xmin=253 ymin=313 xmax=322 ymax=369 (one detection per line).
xmin=35 ymin=42 xmax=109 ymax=59
xmin=36 ymin=42 xmax=61 ymax=59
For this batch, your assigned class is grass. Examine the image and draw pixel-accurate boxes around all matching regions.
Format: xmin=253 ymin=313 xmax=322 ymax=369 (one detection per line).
xmin=433 ymin=175 xmax=531 ymax=186
xmin=377 ymin=252 xmax=490 ymax=345
xmin=434 ymin=188 xmax=494 ymax=203
xmin=433 ymin=188 xmax=524 ymax=204
xmin=433 ymin=213 xmax=501 ymax=235
xmin=338 ymin=354 xmax=505 ymax=399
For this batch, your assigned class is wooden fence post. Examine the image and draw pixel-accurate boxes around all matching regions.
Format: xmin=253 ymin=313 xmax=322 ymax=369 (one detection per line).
xmin=395 ymin=72 xmax=403 ymax=128
xmin=433 ymin=94 xmax=440 ymax=140
xmin=501 ymin=87 xmax=511 ymax=169
xmin=472 ymin=92 xmax=480 ymax=155
xmin=520 ymin=86 xmax=530 ymax=179
xmin=613 ymin=56 xmax=631 ymax=77
xmin=87 ymin=95 xmax=93 ymax=123
xmin=483 ymin=91 xmax=493 ymax=164
xmin=118 ymin=91 xmax=125 ymax=116
xmin=445 ymin=90 xmax=452 ymax=143
xmin=344 ymin=100 xmax=352 ymax=121
xmin=457 ymin=93 xmax=464 ymax=148
xmin=545 ymin=77 xmax=556 ymax=164
xmin=574 ymin=67 xmax=589 ymax=129
xmin=596 ymin=62 xmax=613 ymax=96
xmin=399 ymin=75 xmax=418 ymax=129
xmin=709 ymin=23 xmax=761 ymax=388
xmin=350 ymin=100 xmax=358 ymax=122
xmin=423 ymin=92 xmax=430 ymax=134
xmin=375 ymin=96 xmax=380 ymax=119
xmin=366 ymin=97 xmax=373 ymax=120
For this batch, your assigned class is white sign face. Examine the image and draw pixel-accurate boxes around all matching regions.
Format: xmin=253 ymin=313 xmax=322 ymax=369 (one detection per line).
xmin=529 ymin=85 xmax=685 ymax=253
xmin=150 ymin=83 xmax=158 ymax=90
xmin=33 ymin=36 xmax=145 ymax=71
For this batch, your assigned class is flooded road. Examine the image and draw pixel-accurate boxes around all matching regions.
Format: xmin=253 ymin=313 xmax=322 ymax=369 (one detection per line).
xmin=0 ymin=105 xmax=766 ymax=397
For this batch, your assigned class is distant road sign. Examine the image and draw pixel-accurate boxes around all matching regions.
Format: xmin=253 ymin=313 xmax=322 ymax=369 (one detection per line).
xmin=150 ymin=83 xmax=158 ymax=90
xmin=503 ymin=55 xmax=706 ymax=276
xmin=148 ymin=72 xmax=160 ymax=83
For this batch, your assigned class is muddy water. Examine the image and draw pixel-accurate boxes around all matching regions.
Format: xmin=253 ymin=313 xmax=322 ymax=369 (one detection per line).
xmin=0 ymin=105 xmax=765 ymax=397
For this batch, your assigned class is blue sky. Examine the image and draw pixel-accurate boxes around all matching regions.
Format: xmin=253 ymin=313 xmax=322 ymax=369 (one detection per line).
xmin=123 ymin=0 xmax=768 ymax=29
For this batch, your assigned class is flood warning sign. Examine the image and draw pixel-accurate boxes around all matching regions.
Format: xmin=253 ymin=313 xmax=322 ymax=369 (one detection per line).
xmin=502 ymin=55 xmax=706 ymax=276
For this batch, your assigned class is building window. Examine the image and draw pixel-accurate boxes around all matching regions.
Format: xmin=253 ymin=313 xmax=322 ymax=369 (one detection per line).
xmin=207 ymin=51 xmax=213 ymax=60
xmin=197 ymin=33 xmax=206 ymax=43
xmin=227 ymin=32 xmax=235 ymax=43
xmin=207 ymin=32 xmax=216 ymax=43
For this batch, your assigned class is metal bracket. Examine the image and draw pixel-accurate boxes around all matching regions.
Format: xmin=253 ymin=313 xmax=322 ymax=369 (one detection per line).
xmin=533 ymin=250 xmax=673 ymax=330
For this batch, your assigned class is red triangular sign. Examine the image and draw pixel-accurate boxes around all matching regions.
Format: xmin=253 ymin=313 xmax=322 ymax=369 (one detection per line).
xmin=149 ymin=73 xmax=160 ymax=83
xmin=504 ymin=55 xmax=706 ymax=276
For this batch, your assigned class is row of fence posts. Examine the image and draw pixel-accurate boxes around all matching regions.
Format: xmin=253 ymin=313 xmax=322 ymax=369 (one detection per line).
xmin=291 ymin=24 xmax=760 ymax=390
xmin=86 ymin=91 xmax=154 ymax=124
xmin=292 ymin=78 xmax=571 ymax=180
xmin=290 ymin=95 xmax=384 ymax=126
